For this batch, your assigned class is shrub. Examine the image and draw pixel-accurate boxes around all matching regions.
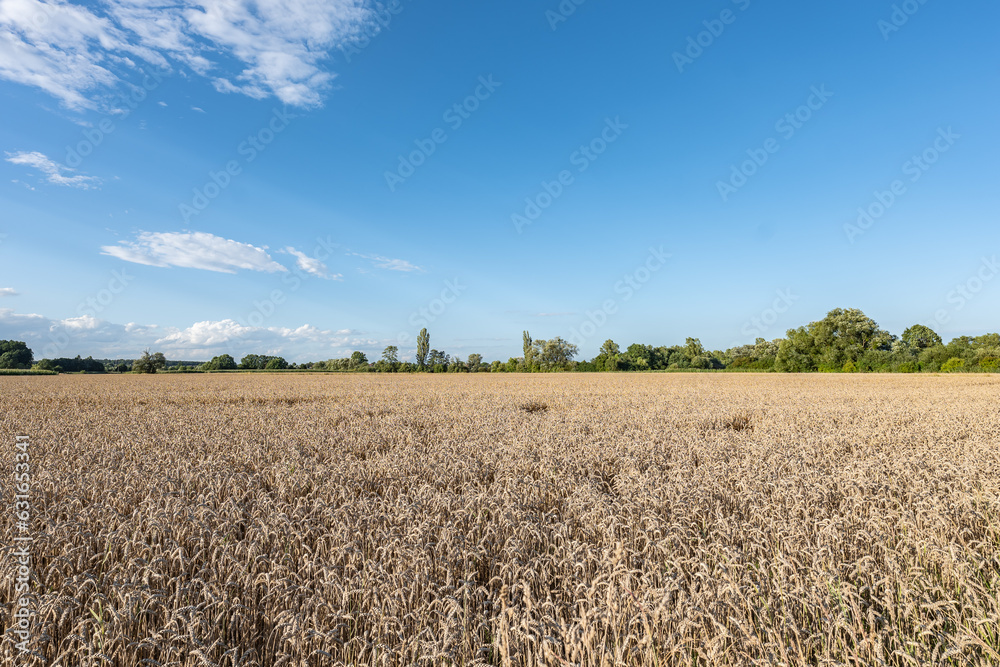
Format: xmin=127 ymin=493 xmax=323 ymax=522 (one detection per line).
xmin=941 ymin=358 xmax=966 ymax=373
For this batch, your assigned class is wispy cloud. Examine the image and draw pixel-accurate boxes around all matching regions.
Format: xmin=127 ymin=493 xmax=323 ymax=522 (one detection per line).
xmin=284 ymin=247 xmax=342 ymax=280
xmin=5 ymin=151 xmax=101 ymax=188
xmin=191 ymin=105 xmax=204 ymax=113
xmin=0 ymin=0 xmax=375 ymax=110
xmin=352 ymin=252 xmax=424 ymax=273
xmin=100 ymin=231 xmax=287 ymax=274
xmin=0 ymin=288 xmax=18 ymax=297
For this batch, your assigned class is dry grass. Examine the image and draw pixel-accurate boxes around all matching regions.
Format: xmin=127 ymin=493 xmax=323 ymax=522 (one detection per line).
xmin=1 ymin=373 xmax=999 ymax=666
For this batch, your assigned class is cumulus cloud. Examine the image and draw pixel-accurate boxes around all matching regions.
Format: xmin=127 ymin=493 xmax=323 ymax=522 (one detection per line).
xmin=5 ymin=150 xmax=101 ymax=188
xmin=284 ymin=246 xmax=342 ymax=280
xmin=100 ymin=231 xmax=287 ymax=274
xmin=0 ymin=0 xmax=374 ymax=110
xmin=0 ymin=307 xmax=384 ymax=361
xmin=0 ymin=288 xmax=18 ymax=296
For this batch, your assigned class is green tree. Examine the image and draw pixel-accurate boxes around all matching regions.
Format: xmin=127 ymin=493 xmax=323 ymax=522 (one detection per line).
xmin=349 ymin=351 xmax=369 ymax=369
xmin=416 ymin=328 xmax=430 ymax=369
xmin=595 ymin=339 xmax=621 ymax=371
xmin=133 ymin=349 xmax=166 ymax=374
xmin=0 ymin=340 xmax=33 ymax=369
xmin=523 ymin=331 xmax=534 ymax=371
xmin=203 ymin=354 xmax=237 ymax=371
xmin=901 ymin=324 xmax=943 ymax=350
xmin=427 ymin=349 xmax=449 ymax=369
xmin=467 ymin=353 xmax=483 ymax=372
xmin=264 ymin=357 xmax=289 ymax=370
xmin=532 ymin=337 xmax=578 ymax=371
xmin=382 ymin=345 xmax=399 ymax=364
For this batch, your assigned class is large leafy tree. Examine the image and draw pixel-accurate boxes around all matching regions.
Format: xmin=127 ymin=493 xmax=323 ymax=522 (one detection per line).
xmin=532 ymin=337 xmax=578 ymax=371
xmin=133 ymin=349 xmax=166 ymax=374
xmin=466 ymin=353 xmax=483 ymax=372
xmin=776 ymin=308 xmax=892 ymax=371
xmin=901 ymin=324 xmax=943 ymax=350
xmin=0 ymin=340 xmax=33 ymax=369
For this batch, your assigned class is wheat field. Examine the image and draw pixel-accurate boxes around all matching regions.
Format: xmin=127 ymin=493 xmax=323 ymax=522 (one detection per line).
xmin=1 ymin=373 xmax=999 ymax=666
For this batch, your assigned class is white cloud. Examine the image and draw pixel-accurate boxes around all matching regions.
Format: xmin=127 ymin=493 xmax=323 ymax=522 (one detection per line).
xmin=100 ymin=231 xmax=287 ymax=274
xmin=0 ymin=307 xmax=385 ymax=361
xmin=352 ymin=252 xmax=423 ymax=272
xmin=190 ymin=105 xmax=204 ymax=113
xmin=157 ymin=100 xmax=166 ymax=106
xmin=0 ymin=0 xmax=375 ymax=109
xmin=5 ymin=150 xmax=101 ymax=188
xmin=284 ymin=246 xmax=342 ymax=280
xmin=0 ymin=288 xmax=18 ymax=296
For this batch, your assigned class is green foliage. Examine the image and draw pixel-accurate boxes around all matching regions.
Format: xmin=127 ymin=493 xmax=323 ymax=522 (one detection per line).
xmin=416 ymin=329 xmax=430 ymax=369
xmin=264 ymin=357 xmax=289 ymax=370
xmin=467 ymin=353 xmax=483 ymax=372
xmin=901 ymin=324 xmax=943 ymax=350
xmin=980 ymin=357 xmax=1000 ymax=372
xmin=941 ymin=357 xmax=966 ymax=373
xmin=523 ymin=331 xmax=535 ymax=371
xmin=531 ymin=337 xmax=578 ymax=371
xmin=201 ymin=354 xmax=237 ymax=371
xmin=0 ymin=340 xmax=33 ymax=369
xmin=382 ymin=346 xmax=399 ymax=364
xmin=132 ymin=350 xmax=166 ymax=374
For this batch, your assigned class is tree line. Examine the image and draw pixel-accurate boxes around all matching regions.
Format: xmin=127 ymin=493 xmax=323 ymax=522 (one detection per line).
xmin=4 ymin=308 xmax=998 ymax=375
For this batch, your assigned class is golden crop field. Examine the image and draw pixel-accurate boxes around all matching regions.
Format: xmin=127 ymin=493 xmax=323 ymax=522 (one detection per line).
xmin=1 ymin=373 xmax=999 ymax=666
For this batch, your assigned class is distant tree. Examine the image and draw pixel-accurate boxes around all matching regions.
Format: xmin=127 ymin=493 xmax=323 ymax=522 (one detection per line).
xmin=349 ymin=351 xmax=368 ymax=369
xmin=202 ymin=354 xmax=237 ymax=371
xmin=490 ymin=360 xmax=503 ymax=372
xmin=532 ymin=337 xmax=578 ymax=371
xmin=239 ymin=354 xmax=265 ymax=370
xmin=382 ymin=345 xmax=399 ymax=364
xmin=133 ymin=349 xmax=166 ymax=374
xmin=427 ymin=349 xmax=449 ymax=369
xmin=416 ymin=328 xmax=430 ymax=369
xmin=264 ymin=357 xmax=289 ymax=370
xmin=901 ymin=324 xmax=943 ymax=350
xmin=0 ymin=340 xmax=33 ymax=369
xmin=115 ymin=363 xmax=130 ymax=373
xmin=523 ymin=331 xmax=534 ymax=371
xmin=466 ymin=353 xmax=483 ymax=372
xmin=594 ymin=339 xmax=621 ymax=371
xmin=684 ymin=338 xmax=705 ymax=360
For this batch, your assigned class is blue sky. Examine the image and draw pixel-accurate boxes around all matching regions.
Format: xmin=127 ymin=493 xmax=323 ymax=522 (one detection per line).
xmin=1 ymin=0 xmax=998 ymax=363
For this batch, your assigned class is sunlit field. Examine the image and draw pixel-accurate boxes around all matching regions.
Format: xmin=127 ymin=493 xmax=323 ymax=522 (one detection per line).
xmin=2 ymin=373 xmax=999 ymax=666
